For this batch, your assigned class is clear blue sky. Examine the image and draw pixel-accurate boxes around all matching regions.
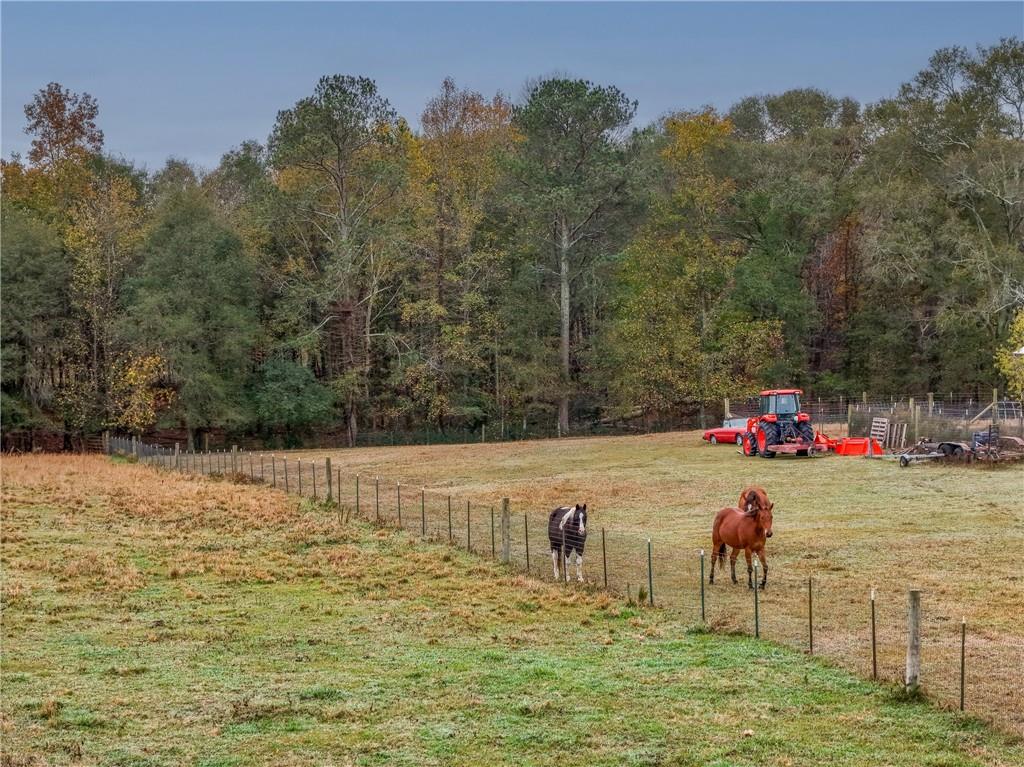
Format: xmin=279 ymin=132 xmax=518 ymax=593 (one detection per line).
xmin=2 ymin=2 xmax=1020 ymax=170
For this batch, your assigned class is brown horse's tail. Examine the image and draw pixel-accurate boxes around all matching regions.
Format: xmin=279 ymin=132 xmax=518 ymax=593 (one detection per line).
xmin=717 ymin=542 xmax=726 ymax=570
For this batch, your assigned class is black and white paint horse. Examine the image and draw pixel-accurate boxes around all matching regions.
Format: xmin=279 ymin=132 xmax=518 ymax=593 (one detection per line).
xmin=548 ymin=504 xmax=588 ymax=582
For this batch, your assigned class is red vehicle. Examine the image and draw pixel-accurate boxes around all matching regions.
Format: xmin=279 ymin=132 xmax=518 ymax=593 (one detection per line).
xmin=702 ymin=418 xmax=748 ymax=446
xmin=741 ymin=389 xmax=818 ymax=458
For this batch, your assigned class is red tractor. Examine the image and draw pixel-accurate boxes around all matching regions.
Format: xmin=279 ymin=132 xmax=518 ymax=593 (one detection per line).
xmin=741 ymin=389 xmax=817 ymax=458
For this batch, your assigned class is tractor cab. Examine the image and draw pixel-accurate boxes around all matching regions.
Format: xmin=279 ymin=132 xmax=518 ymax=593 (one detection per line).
xmin=760 ymin=390 xmax=802 ymax=418
xmin=743 ymin=388 xmax=816 ymax=458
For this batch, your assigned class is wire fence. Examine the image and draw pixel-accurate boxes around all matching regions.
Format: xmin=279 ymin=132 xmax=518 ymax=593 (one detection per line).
xmin=109 ymin=435 xmax=1024 ymax=737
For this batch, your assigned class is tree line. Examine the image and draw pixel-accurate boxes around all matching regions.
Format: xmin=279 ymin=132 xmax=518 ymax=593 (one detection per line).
xmin=3 ymin=39 xmax=1022 ymax=448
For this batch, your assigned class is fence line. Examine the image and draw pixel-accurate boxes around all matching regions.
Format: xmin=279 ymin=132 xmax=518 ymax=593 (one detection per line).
xmin=108 ymin=435 xmax=1023 ymax=737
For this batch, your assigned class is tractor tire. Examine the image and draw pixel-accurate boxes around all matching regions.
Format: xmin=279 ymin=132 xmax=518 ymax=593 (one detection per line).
xmin=797 ymin=421 xmax=814 ymax=444
xmin=757 ymin=422 xmax=779 ymax=459
xmin=743 ymin=433 xmax=758 ymax=457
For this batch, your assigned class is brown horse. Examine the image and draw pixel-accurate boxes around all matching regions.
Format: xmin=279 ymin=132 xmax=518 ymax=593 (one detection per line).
xmin=709 ymin=486 xmax=774 ymax=589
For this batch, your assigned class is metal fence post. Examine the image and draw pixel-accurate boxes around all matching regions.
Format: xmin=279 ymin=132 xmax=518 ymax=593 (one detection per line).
xmin=809 ymin=577 xmax=814 ymax=655
xmin=753 ymin=559 xmax=760 ymax=638
xmin=355 ymin=474 xmax=360 ymax=515
xmin=500 ymin=498 xmax=510 ymax=564
xmin=490 ymin=506 xmax=496 ymax=558
xmin=421 ymin=488 xmax=426 ymax=536
xmin=284 ymin=459 xmax=289 ymax=493
xmin=601 ymin=528 xmax=608 ymax=589
xmin=447 ymin=496 xmax=452 ymax=541
xmin=312 ymin=461 xmax=317 ymax=500
xmin=700 ymin=550 xmax=706 ymax=623
xmin=297 ymin=459 xmax=303 ymax=496
xmin=524 ymin=513 xmax=530 ymax=571
xmin=906 ymin=589 xmax=921 ymax=693
xmin=466 ymin=501 xmax=471 ymax=551
xmin=870 ymin=588 xmax=877 ymax=678
xmin=647 ymin=538 xmax=654 ymax=606
xmin=326 ymin=457 xmax=333 ymax=502
xmin=397 ymin=482 xmax=402 ymax=527
xmin=375 ymin=477 xmax=380 ymax=522
xmin=960 ymin=617 xmax=966 ymax=711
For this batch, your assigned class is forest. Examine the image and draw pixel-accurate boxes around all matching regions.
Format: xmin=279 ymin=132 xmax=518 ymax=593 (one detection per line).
xmin=2 ymin=39 xmax=1022 ymax=448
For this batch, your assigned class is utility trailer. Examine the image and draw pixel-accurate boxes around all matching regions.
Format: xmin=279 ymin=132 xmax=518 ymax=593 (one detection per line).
xmin=896 ymin=440 xmax=972 ymax=467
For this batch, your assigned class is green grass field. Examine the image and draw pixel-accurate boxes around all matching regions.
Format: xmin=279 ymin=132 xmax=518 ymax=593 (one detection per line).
xmin=2 ymin=454 xmax=1023 ymax=766
xmin=275 ymin=432 xmax=1024 ymax=734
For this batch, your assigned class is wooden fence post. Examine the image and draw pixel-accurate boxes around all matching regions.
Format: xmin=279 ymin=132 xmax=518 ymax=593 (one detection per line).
xmin=231 ymin=445 xmax=238 ymax=474
xmin=174 ymin=442 xmax=180 ymax=471
xmin=992 ymin=388 xmax=999 ymax=424
xmin=927 ymin=392 xmax=934 ymax=415
xmin=847 ymin=403 xmax=853 ymax=436
xmin=500 ymin=498 xmax=511 ymax=564
xmin=905 ymin=589 xmax=921 ymax=693
xmin=325 ymin=458 xmax=333 ymax=502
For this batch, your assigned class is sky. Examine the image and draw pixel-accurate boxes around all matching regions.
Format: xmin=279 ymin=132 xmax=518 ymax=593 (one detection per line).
xmin=2 ymin=2 xmax=1021 ymax=170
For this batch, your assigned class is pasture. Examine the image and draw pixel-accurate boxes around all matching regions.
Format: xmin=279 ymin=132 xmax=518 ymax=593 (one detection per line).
xmin=282 ymin=431 xmax=1024 ymax=734
xmin=2 ymin=454 xmax=1023 ymax=766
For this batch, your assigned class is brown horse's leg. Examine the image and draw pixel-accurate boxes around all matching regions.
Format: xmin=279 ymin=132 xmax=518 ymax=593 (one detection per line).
xmin=756 ymin=548 xmax=768 ymax=589
xmin=729 ymin=548 xmax=739 ymax=584
xmin=744 ymin=549 xmax=753 ymax=589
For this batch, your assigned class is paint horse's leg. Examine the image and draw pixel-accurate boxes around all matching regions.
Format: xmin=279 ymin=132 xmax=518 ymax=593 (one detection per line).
xmin=551 ymin=548 xmax=560 ymax=581
xmin=575 ymin=551 xmax=584 ymax=582
xmin=744 ymin=548 xmax=754 ymax=589
xmin=756 ymin=548 xmax=768 ymax=589
xmin=729 ymin=548 xmax=739 ymax=584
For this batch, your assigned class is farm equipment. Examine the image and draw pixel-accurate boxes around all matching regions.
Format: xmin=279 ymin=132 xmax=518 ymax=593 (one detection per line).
xmin=895 ymin=425 xmax=1024 ymax=467
xmin=741 ymin=389 xmax=819 ymax=458
xmin=895 ymin=439 xmax=972 ymax=467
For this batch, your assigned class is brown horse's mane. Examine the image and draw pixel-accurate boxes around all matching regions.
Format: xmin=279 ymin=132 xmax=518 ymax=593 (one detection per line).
xmin=739 ymin=486 xmax=771 ymax=517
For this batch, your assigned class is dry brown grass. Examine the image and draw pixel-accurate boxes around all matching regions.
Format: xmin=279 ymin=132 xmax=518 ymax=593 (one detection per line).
xmin=3 ymin=452 xmax=1023 ymax=765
